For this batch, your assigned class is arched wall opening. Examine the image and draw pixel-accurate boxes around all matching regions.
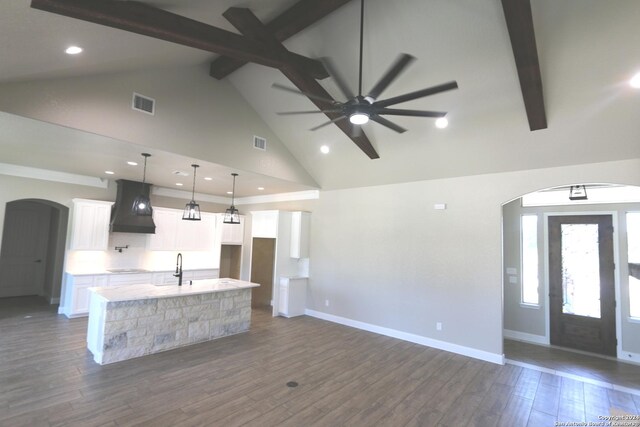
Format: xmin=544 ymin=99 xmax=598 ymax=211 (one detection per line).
xmin=0 ymin=198 xmax=69 ymax=304
xmin=501 ymin=183 xmax=640 ymax=363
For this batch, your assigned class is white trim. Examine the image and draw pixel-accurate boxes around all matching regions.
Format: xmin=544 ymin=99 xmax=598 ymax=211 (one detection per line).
xmin=152 ymin=186 xmax=229 ymax=204
xmin=619 ymin=350 xmax=640 ymax=365
xmin=151 ymin=187 xmax=320 ymax=206
xmin=236 ymin=190 xmax=320 ymax=205
xmin=0 ymin=162 xmax=108 ymax=188
xmin=505 ymin=359 xmax=640 ymax=396
xmin=305 ymin=309 xmax=505 ymax=365
xmin=503 ymin=329 xmax=549 ymax=345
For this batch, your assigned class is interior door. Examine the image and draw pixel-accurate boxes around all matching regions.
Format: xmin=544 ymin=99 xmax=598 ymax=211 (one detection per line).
xmin=548 ymin=215 xmax=616 ymax=356
xmin=0 ymin=201 xmax=51 ymax=298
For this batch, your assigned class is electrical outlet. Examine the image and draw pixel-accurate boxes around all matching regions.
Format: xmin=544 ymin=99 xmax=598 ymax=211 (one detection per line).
xmin=325 ymin=299 xmax=330 ymax=307
xmin=436 ymin=322 xmax=442 ymax=331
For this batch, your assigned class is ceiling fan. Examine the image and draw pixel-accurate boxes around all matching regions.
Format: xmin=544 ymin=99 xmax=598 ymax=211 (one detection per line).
xmin=273 ymin=0 xmax=459 ymax=135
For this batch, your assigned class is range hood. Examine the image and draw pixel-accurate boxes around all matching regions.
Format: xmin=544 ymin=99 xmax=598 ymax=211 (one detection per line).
xmin=110 ymin=179 xmax=156 ymax=234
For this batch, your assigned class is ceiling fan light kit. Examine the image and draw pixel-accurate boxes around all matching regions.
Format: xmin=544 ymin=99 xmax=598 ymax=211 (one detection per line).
xmin=274 ymin=0 xmax=458 ymax=153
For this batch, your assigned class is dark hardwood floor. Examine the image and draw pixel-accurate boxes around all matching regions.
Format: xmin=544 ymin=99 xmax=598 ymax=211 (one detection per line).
xmin=505 ymin=339 xmax=640 ymax=392
xmin=1 ymin=296 xmax=639 ymax=426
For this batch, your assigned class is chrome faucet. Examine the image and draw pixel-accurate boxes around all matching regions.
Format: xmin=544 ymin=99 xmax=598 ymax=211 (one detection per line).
xmin=174 ymin=253 xmax=183 ymax=286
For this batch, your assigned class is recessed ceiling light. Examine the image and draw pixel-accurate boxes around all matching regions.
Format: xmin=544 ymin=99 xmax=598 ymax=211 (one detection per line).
xmin=204 ymin=177 xmax=213 ymax=181
xmin=435 ymin=117 xmax=449 ymax=129
xmin=257 ymin=187 xmax=265 ymax=191
xmin=226 ymin=191 xmax=233 ymax=195
xmin=65 ymin=46 xmax=83 ymax=55
xmin=105 ymin=170 xmax=115 ymax=175
xmin=630 ymin=72 xmax=640 ymax=88
xmin=320 ymin=145 xmax=330 ymax=154
xmin=127 ymin=161 xmax=138 ymax=166
xmin=176 ymin=183 xmax=183 ymax=186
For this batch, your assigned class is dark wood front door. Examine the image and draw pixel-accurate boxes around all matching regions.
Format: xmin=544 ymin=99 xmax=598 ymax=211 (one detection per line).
xmin=548 ymin=215 xmax=616 ymax=356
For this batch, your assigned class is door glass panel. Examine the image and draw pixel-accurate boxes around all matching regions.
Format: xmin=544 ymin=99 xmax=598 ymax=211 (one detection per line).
xmin=627 ymin=212 xmax=640 ymax=318
xmin=561 ymin=223 xmax=601 ymax=318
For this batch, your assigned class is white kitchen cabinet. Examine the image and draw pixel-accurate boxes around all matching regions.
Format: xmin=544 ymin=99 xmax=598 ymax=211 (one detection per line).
xmin=69 ymin=199 xmax=114 ymax=250
xmin=218 ymin=214 xmax=244 ymax=245
xmin=290 ymin=211 xmax=310 ymax=259
xmin=251 ymin=210 xmax=278 ymax=238
xmin=278 ymin=277 xmax=307 ymax=318
xmin=60 ymin=273 xmax=108 ymax=317
xmin=61 ymin=269 xmax=220 ymax=317
xmin=147 ymin=207 xmax=216 ymax=251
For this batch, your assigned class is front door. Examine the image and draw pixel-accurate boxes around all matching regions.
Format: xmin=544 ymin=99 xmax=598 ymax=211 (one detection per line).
xmin=0 ymin=201 xmax=50 ymax=298
xmin=548 ymin=215 xmax=616 ymax=356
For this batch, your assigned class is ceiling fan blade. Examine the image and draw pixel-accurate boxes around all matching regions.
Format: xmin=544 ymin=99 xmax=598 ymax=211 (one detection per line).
xmin=321 ymin=57 xmax=355 ymax=101
xmin=374 ymin=81 xmax=458 ymax=108
xmin=366 ymin=53 xmax=415 ymax=101
xmin=277 ymin=109 xmax=344 ymax=115
xmin=369 ymin=115 xmax=407 ymax=133
xmin=272 ymin=83 xmax=337 ymax=104
xmin=371 ymin=108 xmax=447 ymax=118
xmin=310 ymin=115 xmax=347 ymax=131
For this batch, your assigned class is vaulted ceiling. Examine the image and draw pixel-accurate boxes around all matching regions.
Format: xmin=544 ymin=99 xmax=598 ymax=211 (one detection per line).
xmin=0 ymin=0 xmax=639 ymax=194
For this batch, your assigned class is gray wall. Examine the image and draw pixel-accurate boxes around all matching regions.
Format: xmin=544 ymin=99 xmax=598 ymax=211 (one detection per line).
xmin=503 ymin=195 xmax=640 ymax=355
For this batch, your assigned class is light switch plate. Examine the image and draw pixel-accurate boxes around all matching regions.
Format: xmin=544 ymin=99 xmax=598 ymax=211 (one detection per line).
xmin=508 ymin=275 xmax=518 ymax=284
xmin=506 ymin=267 xmax=517 ymax=275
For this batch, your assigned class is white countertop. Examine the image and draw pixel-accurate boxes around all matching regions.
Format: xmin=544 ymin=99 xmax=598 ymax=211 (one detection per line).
xmin=67 ymin=267 xmax=219 ymax=276
xmin=88 ymin=278 xmax=259 ymax=302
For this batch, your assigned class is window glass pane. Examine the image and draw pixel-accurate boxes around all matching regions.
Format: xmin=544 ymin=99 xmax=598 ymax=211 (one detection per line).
xmin=561 ymin=224 xmax=601 ymax=318
xmin=627 ymin=212 xmax=640 ymax=318
xmin=521 ymin=215 xmax=539 ymax=305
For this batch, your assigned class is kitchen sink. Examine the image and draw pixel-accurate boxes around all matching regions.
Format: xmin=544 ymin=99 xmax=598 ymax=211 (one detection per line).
xmin=106 ymin=268 xmax=149 ymax=273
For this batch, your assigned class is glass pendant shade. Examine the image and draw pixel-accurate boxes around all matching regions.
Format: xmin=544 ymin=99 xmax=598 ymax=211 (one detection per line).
xmin=569 ymin=185 xmax=588 ymax=201
xmin=223 ymin=173 xmax=241 ymax=224
xmin=182 ymin=164 xmax=201 ymax=221
xmin=133 ymin=153 xmax=153 ymax=216
xmin=223 ymin=206 xmax=240 ymax=224
xmin=132 ymin=194 xmax=152 ymax=216
xmin=183 ymin=200 xmax=201 ymax=221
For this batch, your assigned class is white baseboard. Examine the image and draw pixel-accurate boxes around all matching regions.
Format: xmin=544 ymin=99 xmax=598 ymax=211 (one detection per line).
xmin=503 ymin=329 xmax=548 ymax=345
xmin=619 ymin=350 xmax=640 ymax=366
xmin=305 ymin=309 xmax=504 ymax=365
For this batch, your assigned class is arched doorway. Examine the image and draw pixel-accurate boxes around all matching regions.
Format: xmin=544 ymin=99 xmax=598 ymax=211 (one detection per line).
xmin=0 ymin=199 xmax=68 ymax=303
xmin=501 ymin=183 xmax=640 ymax=387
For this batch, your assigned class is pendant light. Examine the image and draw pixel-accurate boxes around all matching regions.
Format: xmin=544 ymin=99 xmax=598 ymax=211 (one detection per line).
xmin=569 ymin=185 xmax=588 ymax=201
xmin=182 ymin=164 xmax=201 ymax=221
xmin=132 ymin=153 xmax=153 ymax=216
xmin=223 ymin=173 xmax=240 ymax=224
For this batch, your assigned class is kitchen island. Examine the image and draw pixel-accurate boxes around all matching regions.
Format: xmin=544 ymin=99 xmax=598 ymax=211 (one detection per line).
xmin=86 ymin=278 xmax=259 ymax=365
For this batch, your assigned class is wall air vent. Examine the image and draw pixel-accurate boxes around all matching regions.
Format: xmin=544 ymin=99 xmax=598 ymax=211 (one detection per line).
xmin=253 ymin=135 xmax=267 ymax=151
xmin=132 ymin=92 xmax=155 ymax=115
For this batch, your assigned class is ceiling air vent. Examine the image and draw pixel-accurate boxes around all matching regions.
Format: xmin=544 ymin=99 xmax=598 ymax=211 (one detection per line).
xmin=132 ymin=92 xmax=155 ymax=115
xmin=253 ymin=135 xmax=267 ymax=151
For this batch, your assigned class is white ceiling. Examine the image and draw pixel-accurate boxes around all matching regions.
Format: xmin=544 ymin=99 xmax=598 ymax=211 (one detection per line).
xmin=1 ymin=0 xmax=639 ymax=192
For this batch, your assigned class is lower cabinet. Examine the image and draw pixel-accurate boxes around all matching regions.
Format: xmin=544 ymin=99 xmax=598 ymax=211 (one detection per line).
xmin=60 ymin=269 xmax=220 ymax=317
xmin=278 ymin=277 xmax=307 ymax=318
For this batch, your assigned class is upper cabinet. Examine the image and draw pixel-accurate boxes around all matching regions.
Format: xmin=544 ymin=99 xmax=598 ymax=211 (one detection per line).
xmin=290 ymin=211 xmax=310 ymax=259
xmin=251 ymin=210 xmax=279 ymax=238
xmin=70 ymin=199 xmax=114 ymax=250
xmin=216 ymin=214 xmax=245 ymax=245
xmin=147 ymin=207 xmax=216 ymax=251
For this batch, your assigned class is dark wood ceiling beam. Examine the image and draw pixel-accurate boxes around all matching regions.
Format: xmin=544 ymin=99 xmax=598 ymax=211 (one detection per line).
xmin=223 ymin=7 xmax=378 ymax=159
xmin=501 ymin=0 xmax=547 ymax=131
xmin=30 ymin=0 xmax=328 ymax=79
xmin=210 ymin=0 xmax=352 ymax=80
